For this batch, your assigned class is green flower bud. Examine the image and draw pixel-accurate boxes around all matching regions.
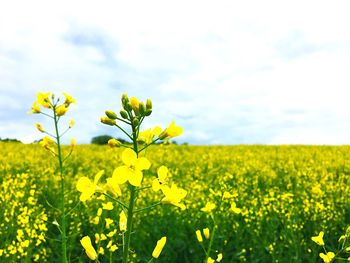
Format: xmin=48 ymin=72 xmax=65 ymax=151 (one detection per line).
xmin=145 ymin=109 xmax=152 ymax=116
xmin=105 ymin=110 xmax=118 ymax=119
xmin=146 ymin=99 xmax=152 ymax=110
xmin=100 ymin=117 xmax=116 ymax=126
xmin=132 ymin=118 xmax=139 ymax=127
xmin=120 ymin=110 xmax=128 ymax=119
xmin=139 ymin=102 xmax=145 ymax=115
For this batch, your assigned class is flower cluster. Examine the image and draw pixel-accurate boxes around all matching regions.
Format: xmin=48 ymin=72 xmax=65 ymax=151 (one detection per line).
xmin=77 ymin=93 xmax=185 ymax=262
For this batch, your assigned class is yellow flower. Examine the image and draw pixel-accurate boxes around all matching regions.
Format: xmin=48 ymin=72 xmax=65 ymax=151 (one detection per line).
xmin=152 ymin=236 xmax=166 ymax=258
xmin=40 ymin=136 xmax=55 ymax=152
xmin=105 ymin=218 xmax=114 ymax=229
xmin=102 ymin=202 xmax=114 ymax=210
xmin=105 ymin=177 xmax=122 ymax=197
xmin=196 ymin=230 xmax=203 ymax=242
xmin=207 ymin=257 xmax=215 ymax=263
xmin=161 ymin=183 xmax=187 ymax=209
xmin=112 ymin=148 xmax=151 ymax=186
xmin=203 ymin=228 xmax=210 ymax=239
xmin=230 ymin=202 xmax=242 ymax=214
xmin=222 ymin=191 xmax=236 ymax=199
xmin=80 ymin=236 xmax=97 ymax=261
xmin=217 ymin=253 xmax=223 ymax=262
xmin=119 ymin=210 xmax=127 ymax=232
xmin=319 ymin=252 xmax=335 ymax=263
xmin=55 ymin=104 xmax=68 ymax=116
xmin=35 ymin=123 xmax=45 ymax=133
xmin=138 ymin=126 xmax=162 ymax=144
xmin=30 ymin=102 xmax=41 ymax=113
xmin=76 ymin=170 xmax=104 ymax=201
xmin=152 ymin=165 xmax=169 ymax=192
xmin=36 ymin=92 xmax=51 ymax=108
xmin=159 ymin=121 xmax=183 ymax=139
xmin=311 ymin=231 xmax=325 ymax=246
xmin=201 ymin=202 xmax=216 ymax=213
xmin=63 ymin=92 xmax=76 ymax=106
xmin=69 ymin=118 xmax=75 ymax=128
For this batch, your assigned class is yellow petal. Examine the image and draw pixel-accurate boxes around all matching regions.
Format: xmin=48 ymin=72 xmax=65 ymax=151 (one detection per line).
xmin=128 ymin=170 xmax=143 ymax=186
xmin=94 ymin=170 xmax=104 ymax=185
xmin=152 ymin=179 xmax=161 ymax=192
xmin=112 ymin=166 xmax=129 ymax=185
xmin=157 ymin=166 xmax=168 ymax=182
xmin=76 ymin=177 xmax=93 ymax=192
xmin=135 ymin=157 xmax=151 ymax=171
xmin=122 ymin=148 xmax=137 ymax=166
xmin=80 ymin=236 xmax=97 ymax=260
xmin=152 ymin=236 xmax=167 ymax=258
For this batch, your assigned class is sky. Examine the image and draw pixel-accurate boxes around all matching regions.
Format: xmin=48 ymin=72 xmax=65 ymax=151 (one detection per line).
xmin=1 ymin=0 xmax=350 ymax=145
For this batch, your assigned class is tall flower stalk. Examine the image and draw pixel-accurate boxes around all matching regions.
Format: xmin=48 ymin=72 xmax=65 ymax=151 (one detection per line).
xmin=30 ymin=92 xmax=76 ymax=263
xmin=77 ymin=93 xmax=185 ymax=262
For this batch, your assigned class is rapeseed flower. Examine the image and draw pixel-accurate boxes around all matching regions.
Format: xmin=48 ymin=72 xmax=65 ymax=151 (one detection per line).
xmin=152 ymin=236 xmax=166 ymax=258
xmin=161 ymin=184 xmax=187 ymax=209
xmin=138 ymin=126 xmax=162 ymax=144
xmin=55 ymin=104 xmax=68 ymax=116
xmin=152 ymin=165 xmax=169 ymax=192
xmin=76 ymin=170 xmax=104 ymax=201
xmin=63 ymin=92 xmax=76 ymax=106
xmin=80 ymin=236 xmax=97 ymax=261
xmin=36 ymin=92 xmax=51 ymax=108
xmin=207 ymin=257 xmax=215 ymax=263
xmin=159 ymin=121 xmax=183 ymax=139
xmin=311 ymin=231 xmax=325 ymax=246
xmin=30 ymin=102 xmax=41 ymax=113
xmin=105 ymin=177 xmax=122 ymax=197
xmin=201 ymin=202 xmax=216 ymax=213
xmin=319 ymin=251 xmax=335 ymax=263
xmin=119 ymin=210 xmax=127 ymax=232
xmin=112 ymin=148 xmax=151 ymax=186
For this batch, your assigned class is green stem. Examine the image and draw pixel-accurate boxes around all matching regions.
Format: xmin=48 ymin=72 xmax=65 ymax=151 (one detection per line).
xmin=134 ymin=201 xmax=162 ymax=214
xmin=53 ymin=108 xmax=68 ymax=263
xmin=122 ymin=122 xmax=139 ymax=263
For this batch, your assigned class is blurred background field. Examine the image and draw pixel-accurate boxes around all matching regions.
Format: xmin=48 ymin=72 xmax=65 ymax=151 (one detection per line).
xmin=1 ymin=142 xmax=349 ymax=262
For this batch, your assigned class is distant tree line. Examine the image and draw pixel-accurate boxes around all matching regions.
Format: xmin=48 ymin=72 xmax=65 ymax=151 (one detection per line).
xmin=0 ymin=137 xmax=22 ymax=143
xmin=91 ymin=135 xmax=130 ymax=145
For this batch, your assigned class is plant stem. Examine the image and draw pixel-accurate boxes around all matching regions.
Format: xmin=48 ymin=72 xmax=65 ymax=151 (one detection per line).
xmin=53 ymin=108 xmax=68 ymax=263
xmin=122 ymin=121 xmax=139 ymax=263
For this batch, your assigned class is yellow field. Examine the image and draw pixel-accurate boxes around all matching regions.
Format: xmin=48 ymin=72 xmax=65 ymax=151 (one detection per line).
xmin=1 ymin=142 xmax=349 ymax=262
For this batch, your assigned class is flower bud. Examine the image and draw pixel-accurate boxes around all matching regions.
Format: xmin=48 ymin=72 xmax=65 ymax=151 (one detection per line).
xmin=100 ymin=117 xmax=116 ymax=126
xmin=195 ymin=230 xmax=203 ymax=242
xmin=120 ymin=110 xmax=128 ymax=119
xmin=146 ymin=99 xmax=152 ymax=110
xmin=203 ymin=228 xmax=210 ymax=239
xmin=132 ymin=118 xmax=139 ymax=127
xmin=145 ymin=109 xmax=152 ymax=116
xmin=139 ymin=102 xmax=145 ymax=115
xmin=108 ymin=138 xmax=121 ymax=147
xmin=121 ymin=93 xmax=129 ymax=104
xmin=105 ymin=110 xmax=118 ymax=119
xmin=55 ymin=104 xmax=68 ymax=116
xmin=35 ymin=123 xmax=45 ymax=133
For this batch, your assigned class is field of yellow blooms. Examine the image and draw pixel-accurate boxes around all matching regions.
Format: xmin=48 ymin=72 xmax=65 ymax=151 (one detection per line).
xmin=1 ymin=142 xmax=350 ymax=262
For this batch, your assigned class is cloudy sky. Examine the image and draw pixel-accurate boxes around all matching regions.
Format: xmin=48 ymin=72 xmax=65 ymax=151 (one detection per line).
xmin=1 ymin=0 xmax=350 ymax=145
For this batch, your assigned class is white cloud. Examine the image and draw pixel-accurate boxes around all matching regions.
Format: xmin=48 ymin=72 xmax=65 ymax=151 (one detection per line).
xmin=1 ymin=0 xmax=350 ymax=144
